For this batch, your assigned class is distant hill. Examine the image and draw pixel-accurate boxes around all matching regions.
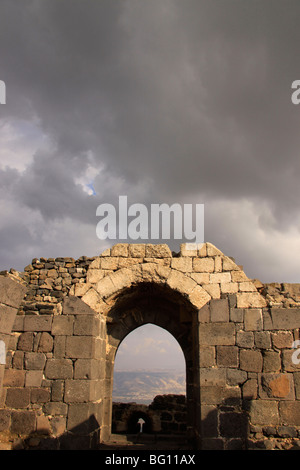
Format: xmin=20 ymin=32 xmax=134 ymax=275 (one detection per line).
xmin=112 ymin=370 xmax=186 ymax=404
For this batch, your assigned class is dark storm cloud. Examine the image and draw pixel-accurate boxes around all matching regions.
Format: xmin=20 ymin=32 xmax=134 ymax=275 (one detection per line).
xmin=1 ymin=0 xmax=300 ymax=279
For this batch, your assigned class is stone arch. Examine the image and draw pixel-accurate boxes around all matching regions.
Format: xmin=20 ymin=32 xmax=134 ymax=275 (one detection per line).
xmin=71 ymin=242 xmax=268 ymax=446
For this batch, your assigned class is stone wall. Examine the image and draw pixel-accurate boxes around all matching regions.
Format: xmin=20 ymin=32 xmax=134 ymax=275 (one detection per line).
xmin=197 ymin=298 xmax=300 ymax=450
xmin=0 ymin=243 xmax=300 ymax=450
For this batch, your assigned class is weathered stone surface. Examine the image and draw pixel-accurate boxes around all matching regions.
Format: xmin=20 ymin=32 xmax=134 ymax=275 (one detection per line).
xmin=210 ymin=299 xmax=229 ymax=322
xmin=237 ymin=293 xmax=267 ymax=308
xmin=3 ymin=369 xmax=25 ymax=387
xmin=271 ymin=331 xmax=293 ymax=349
xmin=267 ymin=308 xmax=300 ymax=330
xmin=199 ymin=368 xmax=226 ymax=386
xmin=250 ymin=400 xmax=279 ymax=425
xmin=193 ymin=258 xmax=214 ymax=273
xmin=17 ymin=332 xmax=34 ymax=352
xmin=52 ymin=316 xmax=74 ymax=335
xmin=244 ymin=309 xmax=263 ymax=331
xmin=259 ymin=373 xmax=294 ymax=400
xmin=280 ymin=401 xmax=300 ymax=425
xmin=63 ymin=296 xmax=95 ymax=315
xmin=45 ymin=359 xmax=73 ymax=379
xmin=216 ymin=346 xmax=238 ymax=368
xmin=0 ymin=276 xmax=27 ymax=309
xmin=263 ymin=351 xmax=281 ymax=372
xmin=10 ymin=411 xmax=36 ymax=435
xmin=199 ymin=323 xmax=235 ymax=346
xmin=23 ymin=315 xmax=52 ymax=332
xmin=240 ymin=349 xmax=263 ymax=372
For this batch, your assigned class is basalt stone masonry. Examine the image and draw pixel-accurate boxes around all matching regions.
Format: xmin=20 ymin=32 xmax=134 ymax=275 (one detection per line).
xmin=0 ymin=243 xmax=300 ymax=450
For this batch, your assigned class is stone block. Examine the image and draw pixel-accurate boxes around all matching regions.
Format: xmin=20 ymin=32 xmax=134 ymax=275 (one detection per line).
xmin=145 ymin=244 xmax=172 ymax=258
xmin=193 ymin=258 xmax=214 ymax=273
xmin=188 ymin=286 xmax=211 ymax=309
xmin=74 ymin=359 xmax=104 ymax=379
xmin=128 ymin=244 xmax=146 ymax=258
xmin=24 ymin=315 xmax=52 ymax=332
xmin=63 ymin=296 xmax=96 ymax=315
xmin=65 ymin=336 xmax=98 ymax=359
xmin=294 ymin=373 xmax=300 ymax=400
xmin=74 ymin=316 xmax=100 ymax=336
xmin=180 ymin=243 xmax=198 ymax=257
xmin=111 ymin=244 xmax=128 ymax=257
xmin=10 ymin=410 xmax=36 ymax=435
xmin=43 ymin=402 xmax=68 ymax=416
xmin=199 ymin=368 xmax=226 ymax=386
xmin=171 ymin=257 xmax=192 ymax=272
xmin=236 ymin=293 xmax=266 ymax=308
xmin=0 ymin=304 xmax=18 ymax=334
xmin=25 ymin=370 xmax=43 ymax=387
xmin=199 ymin=323 xmax=235 ymax=346
xmin=67 ymin=403 xmax=101 ymax=434
xmin=202 ymin=283 xmax=220 ymax=299
xmin=210 ymin=299 xmax=229 ymax=322
xmin=240 ymin=349 xmax=263 ymax=372
xmin=52 ymin=316 xmax=74 ymax=335
xmin=209 ymin=273 xmax=231 ymax=284
xmin=53 ymin=336 xmax=66 ymax=358
xmin=236 ymin=331 xmax=254 ymax=348
xmin=199 ymin=347 xmax=215 ymax=367
xmin=220 ymin=282 xmax=238 ymax=294
xmin=282 ymin=349 xmax=300 ymax=372
xmin=259 ymin=373 xmax=294 ymax=400
xmin=230 ymin=308 xmax=244 ymax=323
xmin=51 ymin=380 xmax=64 ymax=402
xmin=24 ymin=352 xmax=46 ymax=370
xmin=267 ymin=308 xmax=300 ymax=330
xmin=166 ymin=269 xmax=197 ymax=295
xmin=198 ymin=304 xmax=210 ymax=323
xmin=242 ymin=379 xmax=257 ymax=399
xmin=216 ymin=346 xmax=238 ymax=368
xmin=6 ymin=388 xmax=31 ymax=408
xmin=254 ymin=331 xmax=271 ymax=349
xmin=226 ymin=368 xmax=247 ymax=386
xmin=244 ymin=309 xmax=263 ymax=331
xmin=64 ymin=379 xmax=94 ymax=403
xmin=3 ymin=369 xmax=25 ymax=387
xmin=190 ymin=273 xmax=210 ymax=285
xmin=250 ymin=400 xmax=279 ymax=426
xmin=0 ymin=409 xmax=10 ymax=431
xmin=36 ymin=414 xmax=52 ymax=435
xmin=45 ymin=359 xmax=73 ymax=379
xmin=35 ymin=332 xmax=54 ymax=352
xmin=271 ymin=331 xmax=293 ymax=349
xmin=263 ymin=351 xmax=281 ymax=372
xmin=280 ymin=401 xmax=300 ymax=426
xmin=0 ymin=277 xmax=27 ymax=309
xmin=31 ymin=388 xmax=51 ymax=404
xmin=17 ymin=332 xmax=34 ymax=351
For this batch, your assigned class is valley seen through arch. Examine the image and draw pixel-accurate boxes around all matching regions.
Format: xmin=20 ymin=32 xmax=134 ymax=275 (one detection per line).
xmin=112 ymin=323 xmax=186 ymax=404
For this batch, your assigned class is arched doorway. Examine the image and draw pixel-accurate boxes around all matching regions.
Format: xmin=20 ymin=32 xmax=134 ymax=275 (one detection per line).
xmin=102 ymin=282 xmax=199 ymax=446
xmin=113 ymin=323 xmax=186 ymax=402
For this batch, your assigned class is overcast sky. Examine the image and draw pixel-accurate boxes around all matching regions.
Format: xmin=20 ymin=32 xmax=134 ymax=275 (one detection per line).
xmin=1 ymin=0 xmax=300 ymax=371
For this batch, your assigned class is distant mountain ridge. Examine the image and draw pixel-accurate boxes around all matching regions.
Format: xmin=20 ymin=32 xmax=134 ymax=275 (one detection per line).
xmin=113 ymin=370 xmax=186 ymax=404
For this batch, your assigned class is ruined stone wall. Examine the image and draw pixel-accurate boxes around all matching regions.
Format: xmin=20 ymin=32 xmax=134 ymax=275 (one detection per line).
xmin=112 ymin=395 xmax=187 ymax=435
xmin=0 ymin=243 xmax=300 ymax=450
